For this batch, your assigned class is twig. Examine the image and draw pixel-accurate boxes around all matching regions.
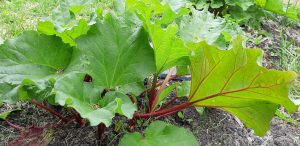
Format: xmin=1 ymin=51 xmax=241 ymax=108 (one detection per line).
xmin=70 ymin=109 xmax=85 ymax=127
xmin=31 ymin=99 xmax=68 ymax=123
xmin=5 ymin=120 xmax=25 ymax=131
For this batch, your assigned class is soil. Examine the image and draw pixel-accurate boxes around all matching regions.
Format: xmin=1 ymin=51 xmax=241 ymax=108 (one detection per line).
xmin=1 ymin=18 xmax=300 ymax=146
xmin=1 ymin=100 xmax=300 ymax=146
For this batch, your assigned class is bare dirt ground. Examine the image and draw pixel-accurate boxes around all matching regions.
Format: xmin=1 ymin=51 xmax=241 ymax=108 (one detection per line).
xmin=1 ymin=100 xmax=299 ymax=146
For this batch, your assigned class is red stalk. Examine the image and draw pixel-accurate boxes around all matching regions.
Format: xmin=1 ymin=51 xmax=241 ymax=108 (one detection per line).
xmin=5 ymin=120 xmax=25 ymax=131
xmin=134 ymin=102 xmax=193 ymax=119
xmin=128 ymin=117 xmax=136 ymax=129
xmin=140 ymin=75 xmax=179 ymax=97
xmin=31 ymin=99 xmax=68 ymax=123
xmin=70 ymin=109 xmax=86 ymax=127
xmin=148 ymin=75 xmax=158 ymax=112
xmin=150 ymin=67 xmax=176 ymax=112
xmin=97 ymin=123 xmax=106 ymax=140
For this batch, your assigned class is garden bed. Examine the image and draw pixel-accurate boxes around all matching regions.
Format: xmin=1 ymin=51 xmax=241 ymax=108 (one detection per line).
xmin=0 ymin=1 xmax=300 ymax=146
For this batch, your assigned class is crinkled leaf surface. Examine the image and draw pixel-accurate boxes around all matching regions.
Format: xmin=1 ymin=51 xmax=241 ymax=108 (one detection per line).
xmin=18 ymin=79 xmax=55 ymax=102
xmin=0 ymin=31 xmax=73 ymax=103
xmin=76 ymin=13 xmax=155 ymax=89
xmin=38 ymin=19 xmax=89 ymax=46
xmin=57 ymin=19 xmax=89 ymax=46
xmin=63 ymin=0 xmax=93 ymax=13
xmin=0 ymin=12 xmax=154 ymax=126
xmin=37 ymin=6 xmax=90 ymax=46
xmin=119 ymin=121 xmax=198 ymax=146
xmin=161 ymin=0 xmax=192 ymax=12
xmin=126 ymin=0 xmax=189 ymax=26
xmin=100 ymin=91 xmax=137 ymax=118
xmin=225 ymin=0 xmax=254 ymax=11
xmin=188 ymin=37 xmax=297 ymax=135
xmin=178 ymin=9 xmax=240 ymax=45
xmin=54 ymin=73 xmax=106 ymax=126
xmin=39 ymin=5 xmax=76 ymax=33
xmin=37 ymin=0 xmax=95 ymax=46
xmin=52 ymin=13 xmax=151 ymax=126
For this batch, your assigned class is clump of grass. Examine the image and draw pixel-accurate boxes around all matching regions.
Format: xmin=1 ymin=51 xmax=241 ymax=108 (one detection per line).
xmin=0 ymin=0 xmax=113 ymax=40
xmin=276 ymin=30 xmax=300 ymax=101
xmin=0 ymin=0 xmax=60 ymax=39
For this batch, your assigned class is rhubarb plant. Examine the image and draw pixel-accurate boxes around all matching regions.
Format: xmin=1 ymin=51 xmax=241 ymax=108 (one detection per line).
xmin=0 ymin=0 xmax=298 ymax=145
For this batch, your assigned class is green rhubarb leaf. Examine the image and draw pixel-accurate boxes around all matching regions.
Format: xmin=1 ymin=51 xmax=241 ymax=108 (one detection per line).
xmin=119 ymin=121 xmax=198 ymax=146
xmin=37 ymin=0 xmax=94 ymax=46
xmin=255 ymin=0 xmax=266 ymax=7
xmin=54 ymin=73 xmax=136 ymax=126
xmin=177 ymin=81 xmax=191 ymax=97
xmin=56 ymin=19 xmax=89 ymax=46
xmin=0 ymin=31 xmax=73 ymax=103
xmin=126 ymin=0 xmax=189 ymax=26
xmin=63 ymin=0 xmax=93 ymax=14
xmin=54 ymin=73 xmax=109 ymax=126
xmin=161 ymin=0 xmax=192 ymax=12
xmin=211 ymin=0 xmax=224 ymax=9
xmin=38 ymin=12 xmax=89 ymax=46
xmin=118 ymin=82 xmax=145 ymax=96
xmin=263 ymin=0 xmax=284 ymax=14
xmin=0 ymin=31 xmax=73 ymax=83
xmin=126 ymin=0 xmax=190 ymax=73
xmin=150 ymin=24 xmax=190 ymax=73
xmin=176 ymin=65 xmax=190 ymax=75
xmin=101 ymin=91 xmax=137 ymax=118
xmin=178 ymin=9 xmax=240 ymax=45
xmin=196 ymin=0 xmax=209 ymax=9
xmin=0 ymin=108 xmax=22 ymax=120
xmin=76 ymin=13 xmax=155 ymax=89
xmin=40 ymin=5 xmax=76 ymax=33
xmin=113 ymin=0 xmax=126 ymax=13
xmin=225 ymin=0 xmax=254 ymax=11
xmin=0 ymin=37 xmax=4 ymax=45
xmin=18 ymin=79 xmax=56 ymax=102
xmin=0 ymin=83 xmax=19 ymax=104
xmin=188 ymin=37 xmax=298 ymax=136
xmin=258 ymin=0 xmax=298 ymax=20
